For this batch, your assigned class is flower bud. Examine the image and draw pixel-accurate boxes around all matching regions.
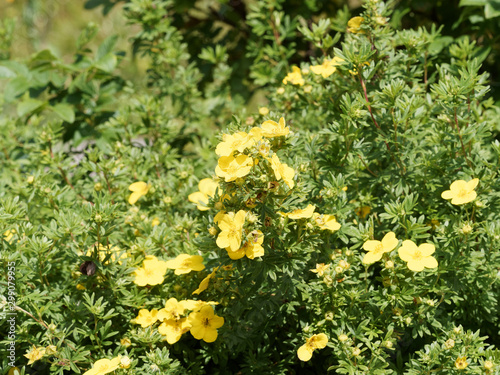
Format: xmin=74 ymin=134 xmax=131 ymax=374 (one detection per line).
xmin=120 ymin=356 xmax=131 ymax=369
xmin=208 ymin=226 xmax=218 ymax=236
xmin=461 ymin=224 xmax=472 ymax=235
xmin=94 ymin=182 xmax=103 ymax=192
xmin=120 ymin=338 xmax=132 ymax=348
xmin=27 ymin=176 xmax=35 ymax=184
xmin=352 ymin=347 xmax=361 ymax=356
xmin=385 ymin=260 xmax=394 ymax=269
xmin=444 ymin=339 xmax=455 ymax=349
xmin=338 ymin=334 xmax=348 ymax=342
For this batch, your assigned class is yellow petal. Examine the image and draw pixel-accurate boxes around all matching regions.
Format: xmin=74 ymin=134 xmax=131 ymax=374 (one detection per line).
xmin=297 ymin=345 xmax=313 ymax=361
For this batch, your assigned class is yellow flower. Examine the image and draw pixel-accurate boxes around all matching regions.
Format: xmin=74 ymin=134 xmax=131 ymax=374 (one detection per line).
xmin=132 ymin=309 xmax=159 ymax=328
xmin=455 ymin=356 xmax=468 ymax=370
xmin=282 ymin=66 xmax=305 ymax=86
xmin=215 ymin=154 xmax=254 ymax=182
xmin=166 ymin=254 xmax=205 ymax=275
xmin=284 ymin=204 xmax=315 ymax=220
xmin=215 ymin=131 xmax=256 ymax=157
xmin=297 ymin=333 xmax=328 ymax=361
xmin=355 ymin=206 xmax=371 ymax=219
xmin=259 ymin=107 xmax=270 ymax=116
xmin=192 ymin=268 xmax=218 ymax=295
xmin=182 ymin=299 xmax=218 ymax=312
xmin=310 ymin=57 xmax=344 ymax=78
xmin=158 ymin=318 xmax=191 ymax=344
xmin=157 ymin=298 xmax=187 ymax=321
xmin=128 ymin=181 xmax=150 ymax=205
xmin=484 ymin=360 xmax=494 ymax=371
xmin=398 ymin=240 xmax=438 ymax=272
xmin=3 ymin=229 xmax=16 ymax=243
xmin=151 ymin=217 xmax=160 ymax=226
xmin=441 ymin=178 xmax=479 ymax=205
xmin=86 ymin=244 xmax=127 ymax=265
xmin=120 ymin=338 xmax=131 ymax=347
xmin=313 ymin=213 xmax=341 ymax=231
xmin=260 ymin=117 xmax=289 ymax=138
xmin=347 ymin=16 xmax=365 ymax=33
xmin=24 ymin=346 xmax=45 ymax=365
xmin=310 ymin=263 xmax=330 ymax=276
xmin=133 ymin=255 xmax=168 ymax=286
xmin=119 ymin=356 xmax=131 ymax=369
xmin=268 ymin=154 xmax=295 ymax=188
xmin=362 ymin=232 xmax=399 ymax=264
xmin=188 ymin=178 xmax=220 ymax=211
xmin=83 ymin=357 xmax=121 ymax=375
xmin=216 ymin=210 xmax=246 ymax=252
xmin=188 ymin=305 xmax=224 ymax=343
xmin=243 ymin=230 xmax=265 ymax=259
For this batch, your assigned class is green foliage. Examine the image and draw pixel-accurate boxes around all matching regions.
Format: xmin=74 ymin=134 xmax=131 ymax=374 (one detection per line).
xmin=0 ymin=0 xmax=499 ymax=374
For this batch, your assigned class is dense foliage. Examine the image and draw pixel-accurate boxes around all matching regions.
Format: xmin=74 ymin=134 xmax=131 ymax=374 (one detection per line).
xmin=1 ymin=0 xmax=499 ymax=374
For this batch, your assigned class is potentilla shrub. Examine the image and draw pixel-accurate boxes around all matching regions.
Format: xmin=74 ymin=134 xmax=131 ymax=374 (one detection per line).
xmin=0 ymin=0 xmax=499 ymax=374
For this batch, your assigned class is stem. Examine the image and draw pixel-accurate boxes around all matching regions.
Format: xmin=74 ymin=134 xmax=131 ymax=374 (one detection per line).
xmin=102 ymin=170 xmax=115 ymax=204
xmin=357 ymin=154 xmax=378 ymax=177
xmin=453 ymin=108 xmax=472 ymax=168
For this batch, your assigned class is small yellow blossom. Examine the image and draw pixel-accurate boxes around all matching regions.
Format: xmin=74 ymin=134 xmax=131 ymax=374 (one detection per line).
xmin=132 ymin=309 xmax=159 ymax=328
xmin=484 ymin=360 xmax=494 ymax=371
xmin=128 ymin=181 xmax=150 ymax=205
xmin=338 ymin=334 xmax=348 ymax=342
xmin=83 ymin=357 xmax=121 ymax=375
xmin=188 ymin=178 xmax=220 ymax=211
xmin=444 ymin=339 xmax=455 ymax=349
xmin=313 ymin=213 xmax=341 ymax=232
xmin=120 ymin=356 xmax=131 ymax=369
xmin=297 ymin=333 xmax=328 ymax=361
xmin=398 ymin=240 xmax=438 ymax=272
xmin=133 ymin=255 xmax=168 ymax=286
xmin=120 ymin=338 xmax=131 ymax=347
xmin=362 ymin=232 xmax=399 ymax=265
xmin=216 ymin=210 xmax=246 ymax=252
xmin=157 ymin=298 xmax=187 ymax=321
xmin=259 ymin=107 xmax=270 ymax=116
xmin=347 ymin=16 xmax=365 ymax=33
xmin=352 ymin=347 xmax=361 ymax=356
xmin=277 ymin=87 xmax=285 ymax=94
xmin=228 ymin=230 xmax=265 ymax=260
xmin=158 ymin=318 xmax=191 ymax=344
xmin=441 ymin=178 xmax=479 ymax=205
xmin=260 ymin=117 xmax=289 ymax=138
xmin=166 ymin=254 xmax=205 ymax=275
xmin=188 ymin=305 xmax=224 ymax=343
xmin=284 ymin=204 xmax=316 ymax=220
xmin=151 ymin=217 xmax=160 ymax=226
xmin=27 ymin=175 xmax=35 ymax=184
xmin=355 ymin=206 xmax=371 ymax=218
xmin=310 ymin=263 xmax=330 ymax=276
xmin=310 ymin=57 xmax=344 ymax=78
xmin=215 ymin=131 xmax=256 ymax=157
xmin=215 ymin=154 xmax=254 ymax=182
xmin=461 ymin=223 xmax=472 ymax=234
xmin=455 ymin=356 xmax=468 ymax=370
xmin=24 ymin=346 xmax=45 ymax=365
xmin=268 ymin=154 xmax=295 ymax=188
xmin=282 ymin=66 xmax=305 ymax=86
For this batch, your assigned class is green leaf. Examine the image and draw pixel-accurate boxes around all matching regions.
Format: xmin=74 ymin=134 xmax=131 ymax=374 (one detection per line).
xmin=96 ymin=35 xmax=118 ymax=61
xmin=52 ymin=103 xmax=75 ymax=123
xmin=0 ymin=66 xmax=16 ymax=78
xmin=485 ymin=2 xmax=500 ymax=18
xmin=94 ymin=53 xmax=117 ymax=72
xmin=459 ymin=0 xmax=487 ymax=5
xmin=17 ymin=98 xmax=45 ymax=117
xmin=4 ymin=76 xmax=31 ymax=102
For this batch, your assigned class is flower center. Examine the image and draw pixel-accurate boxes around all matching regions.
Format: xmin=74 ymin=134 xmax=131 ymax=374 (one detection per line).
xmin=202 ymin=318 xmax=211 ymax=327
xmin=456 ymin=188 xmax=468 ymax=198
xmin=374 ymin=243 xmax=384 ymax=254
xmin=412 ymin=250 xmax=423 ymax=260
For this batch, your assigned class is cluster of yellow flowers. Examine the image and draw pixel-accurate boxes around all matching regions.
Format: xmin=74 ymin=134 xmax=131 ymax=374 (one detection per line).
xmin=24 ymin=345 xmax=57 ymax=365
xmin=280 ymin=204 xmax=341 ymax=232
xmin=132 ymin=298 xmax=224 ymax=344
xmin=362 ymin=232 xmax=438 ymax=272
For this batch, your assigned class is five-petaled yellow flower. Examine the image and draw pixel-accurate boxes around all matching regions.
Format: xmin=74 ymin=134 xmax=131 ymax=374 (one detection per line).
xmin=347 ymin=16 xmax=365 ymax=34
xmin=227 ymin=230 xmax=265 ymax=260
xmin=216 ymin=210 xmax=246 ymax=252
xmin=268 ymin=154 xmax=295 ymax=189
xmin=132 ymin=309 xmax=159 ymax=328
xmin=188 ymin=305 xmax=224 ymax=343
xmin=133 ymin=255 xmax=168 ymax=286
xmin=455 ymin=356 xmax=468 ymax=370
xmin=158 ymin=318 xmax=191 ymax=344
xmin=215 ymin=154 xmax=254 ymax=182
xmin=166 ymin=254 xmax=205 ymax=275
xmin=310 ymin=263 xmax=330 ymax=276
xmin=83 ymin=357 xmax=121 ymax=375
xmin=313 ymin=213 xmax=341 ymax=232
xmin=362 ymin=232 xmax=399 ymax=265
xmin=282 ymin=66 xmax=305 ymax=86
xmin=284 ymin=204 xmax=316 ymax=220
xmin=128 ymin=181 xmax=150 ymax=205
xmin=215 ymin=131 xmax=260 ymax=157
xmin=260 ymin=117 xmax=290 ymax=138
xmin=310 ymin=57 xmax=344 ymax=78
xmin=158 ymin=298 xmax=187 ymax=320
xmin=297 ymin=333 xmax=328 ymax=361
xmin=188 ymin=178 xmax=220 ymax=211
xmin=24 ymin=346 xmax=45 ymax=365
xmin=441 ymin=178 xmax=479 ymax=205
xmin=398 ymin=240 xmax=438 ymax=272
